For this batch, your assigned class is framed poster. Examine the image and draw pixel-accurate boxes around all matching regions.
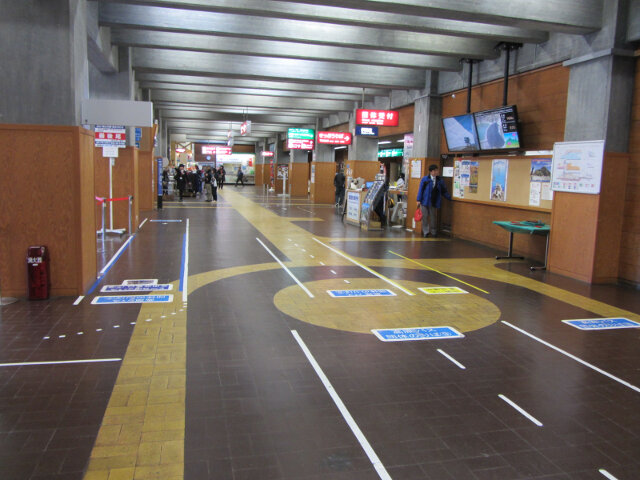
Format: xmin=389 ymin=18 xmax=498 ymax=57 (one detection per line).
xmin=490 ymin=159 xmax=508 ymax=202
xmin=551 ymin=140 xmax=604 ymax=194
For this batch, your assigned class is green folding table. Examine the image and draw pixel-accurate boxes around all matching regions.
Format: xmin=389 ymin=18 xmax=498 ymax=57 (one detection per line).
xmin=492 ymin=221 xmax=551 ymax=271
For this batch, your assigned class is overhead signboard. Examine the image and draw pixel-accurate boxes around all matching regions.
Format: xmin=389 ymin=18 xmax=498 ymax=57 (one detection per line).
xmin=378 ymin=148 xmax=404 ymax=158
xmin=372 ymin=326 xmax=465 ymax=342
xmin=356 ymin=109 xmax=399 ymax=126
xmin=82 ymin=99 xmax=153 ymax=127
xmin=261 ymin=151 xmax=274 ymax=157
xmin=240 ymin=120 xmax=252 ymax=136
xmin=94 ymin=125 xmax=126 ymax=148
xmin=201 ymin=145 xmax=232 ymax=155
xmin=288 ymin=128 xmax=315 ymax=140
xmin=356 ymin=126 xmax=379 ymax=137
xmin=318 ymin=131 xmax=352 ymax=145
xmin=287 ymin=138 xmax=315 ymax=150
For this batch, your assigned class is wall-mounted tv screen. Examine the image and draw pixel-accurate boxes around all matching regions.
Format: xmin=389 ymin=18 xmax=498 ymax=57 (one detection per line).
xmin=442 ymin=114 xmax=480 ymax=152
xmin=474 ymin=105 xmax=521 ymax=150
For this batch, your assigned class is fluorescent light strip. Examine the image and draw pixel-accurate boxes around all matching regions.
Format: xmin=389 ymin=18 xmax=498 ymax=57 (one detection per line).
xmin=0 ymin=358 xmax=122 ymax=367
xmin=502 ymin=321 xmax=640 ymax=394
xmin=498 ymin=394 xmax=543 ymax=427
xmin=257 ymin=238 xmax=314 ymax=298
xmin=291 ymin=330 xmax=391 ymax=480
xmin=313 ymin=238 xmax=414 ymax=296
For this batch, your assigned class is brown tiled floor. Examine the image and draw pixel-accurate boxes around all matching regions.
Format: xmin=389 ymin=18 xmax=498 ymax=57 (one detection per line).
xmin=1 ymin=187 xmax=639 ymax=479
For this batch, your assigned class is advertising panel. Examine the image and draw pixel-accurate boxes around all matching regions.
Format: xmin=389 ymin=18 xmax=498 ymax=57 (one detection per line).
xmin=287 ymin=128 xmax=315 ymax=140
xmin=287 ymin=138 xmax=315 ymax=150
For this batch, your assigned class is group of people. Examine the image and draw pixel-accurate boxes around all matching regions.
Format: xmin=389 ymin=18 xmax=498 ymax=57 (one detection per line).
xmin=173 ymin=164 xmax=227 ymax=202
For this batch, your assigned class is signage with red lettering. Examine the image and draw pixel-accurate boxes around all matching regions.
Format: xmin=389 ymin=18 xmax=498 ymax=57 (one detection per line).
xmin=261 ymin=151 xmax=274 ymax=157
xmin=94 ymin=125 xmax=126 ymax=147
xmin=240 ymin=121 xmax=251 ymax=136
xmin=201 ymin=145 xmax=232 ymax=155
xmin=317 ymin=131 xmax=352 ymax=145
xmin=356 ymin=109 xmax=399 ymax=126
xmin=287 ymin=138 xmax=315 ymax=150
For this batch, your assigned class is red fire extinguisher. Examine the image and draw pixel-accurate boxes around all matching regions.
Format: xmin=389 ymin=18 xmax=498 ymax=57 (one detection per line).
xmin=27 ymin=246 xmax=50 ymax=300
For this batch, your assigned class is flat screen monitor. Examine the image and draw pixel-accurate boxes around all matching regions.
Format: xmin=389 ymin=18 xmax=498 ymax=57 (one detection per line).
xmin=442 ymin=113 xmax=480 ymax=152
xmin=474 ymin=105 xmax=521 ymax=150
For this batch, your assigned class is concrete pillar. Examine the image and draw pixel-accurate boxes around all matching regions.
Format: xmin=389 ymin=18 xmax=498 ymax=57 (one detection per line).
xmin=412 ymin=72 xmax=442 ymax=159
xmin=549 ymin=0 xmax=634 ymax=283
xmin=348 ymin=110 xmax=379 ymax=181
xmin=0 ymin=0 xmax=89 ymax=125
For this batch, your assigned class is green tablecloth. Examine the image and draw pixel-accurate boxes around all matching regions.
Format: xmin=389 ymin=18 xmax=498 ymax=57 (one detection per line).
xmin=493 ymin=221 xmax=550 ymax=235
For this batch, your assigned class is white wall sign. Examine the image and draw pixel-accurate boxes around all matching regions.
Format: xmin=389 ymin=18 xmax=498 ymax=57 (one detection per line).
xmin=102 ymin=146 xmax=119 ymax=158
xmin=551 ymin=140 xmax=604 ymax=194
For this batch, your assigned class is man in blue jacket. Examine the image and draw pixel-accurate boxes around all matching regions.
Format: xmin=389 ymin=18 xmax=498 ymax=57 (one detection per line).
xmin=416 ymin=164 xmax=452 ymax=237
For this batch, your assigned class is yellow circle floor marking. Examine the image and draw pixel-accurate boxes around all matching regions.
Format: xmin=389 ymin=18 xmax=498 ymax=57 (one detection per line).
xmin=274 ymin=277 xmax=501 ymax=334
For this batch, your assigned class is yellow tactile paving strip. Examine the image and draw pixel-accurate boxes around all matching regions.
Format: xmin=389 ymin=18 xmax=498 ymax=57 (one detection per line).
xmin=84 ymin=189 xmax=640 ymax=480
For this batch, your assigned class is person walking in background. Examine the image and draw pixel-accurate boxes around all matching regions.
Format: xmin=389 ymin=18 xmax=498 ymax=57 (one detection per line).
xmin=416 ymin=164 xmax=452 ymax=237
xmin=175 ymin=164 xmax=187 ymax=201
xmin=218 ymin=165 xmax=226 ymax=190
xmin=235 ymin=167 xmax=245 ymax=187
xmin=334 ymin=169 xmax=345 ymax=207
xmin=203 ymin=167 xmax=213 ymax=202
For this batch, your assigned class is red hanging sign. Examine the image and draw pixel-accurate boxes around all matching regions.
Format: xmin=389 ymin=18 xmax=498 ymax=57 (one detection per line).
xmin=317 ymin=131 xmax=352 ymax=145
xmin=356 ymin=109 xmax=399 ymax=126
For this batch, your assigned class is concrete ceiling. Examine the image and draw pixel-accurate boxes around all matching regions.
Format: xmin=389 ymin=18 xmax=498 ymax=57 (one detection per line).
xmin=95 ymin=0 xmax=603 ymax=145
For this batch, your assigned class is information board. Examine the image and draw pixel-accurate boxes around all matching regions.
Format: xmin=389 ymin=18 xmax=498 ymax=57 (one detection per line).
xmin=91 ymin=295 xmax=173 ymax=304
xmin=101 ymin=284 xmax=173 ymax=293
xmin=346 ymin=191 xmax=361 ymax=223
xmin=562 ymin=318 xmax=640 ymax=330
xmin=551 ymin=140 xmax=604 ymax=194
xmin=360 ymin=180 xmax=385 ymax=225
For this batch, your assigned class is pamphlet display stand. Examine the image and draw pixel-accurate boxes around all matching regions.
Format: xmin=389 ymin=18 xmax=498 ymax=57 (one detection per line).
xmin=359 ymin=180 xmax=385 ymax=231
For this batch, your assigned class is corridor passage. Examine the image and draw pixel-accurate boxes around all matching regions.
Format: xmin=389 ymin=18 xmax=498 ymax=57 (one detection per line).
xmin=1 ymin=187 xmax=639 ymax=480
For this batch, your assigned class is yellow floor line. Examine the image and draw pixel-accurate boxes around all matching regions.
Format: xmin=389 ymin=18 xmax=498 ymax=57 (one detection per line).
xmin=388 ymin=250 xmax=490 ymax=294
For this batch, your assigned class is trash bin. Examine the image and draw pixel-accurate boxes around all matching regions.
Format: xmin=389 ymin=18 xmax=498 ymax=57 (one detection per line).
xmin=27 ymin=246 xmax=50 ymax=300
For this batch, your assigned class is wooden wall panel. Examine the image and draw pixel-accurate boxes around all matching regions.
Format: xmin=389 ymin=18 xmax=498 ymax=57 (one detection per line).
xmin=442 ymin=63 xmax=569 ymax=152
xmin=620 ymin=58 xmax=640 ymax=284
xmin=406 ymin=158 xmax=427 ymax=232
xmin=379 ymin=104 xmax=415 ymax=137
xmin=310 ymin=162 xmax=336 ymax=204
xmin=288 ymin=162 xmax=309 ymax=198
xmin=78 ymin=130 xmax=98 ymax=294
xmin=351 ymin=160 xmax=381 ymax=182
xmin=138 ymin=150 xmax=154 ymax=211
xmin=452 ymin=202 xmax=550 ymax=261
xmin=0 ymin=125 xmax=95 ymax=297
xmin=255 ymin=162 xmax=264 ymax=185
xmin=548 ymin=193 xmax=599 ymax=282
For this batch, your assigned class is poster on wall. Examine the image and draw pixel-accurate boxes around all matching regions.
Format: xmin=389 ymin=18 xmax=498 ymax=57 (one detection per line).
xmin=469 ymin=162 xmax=479 ymax=193
xmin=410 ymin=159 xmax=422 ymax=179
xmin=453 ymin=160 xmax=463 ymax=198
xmin=551 ymin=140 xmax=604 ymax=194
xmin=311 ymin=164 xmax=315 ymax=184
xmin=529 ymin=158 xmax=552 ymax=206
xmin=490 ymin=159 xmax=508 ymax=201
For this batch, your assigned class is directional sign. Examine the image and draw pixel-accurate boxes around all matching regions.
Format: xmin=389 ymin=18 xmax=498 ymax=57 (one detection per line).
xmin=91 ymin=295 xmax=173 ymax=304
xmin=356 ymin=109 xmax=399 ymax=126
xmin=355 ymin=126 xmax=378 ymax=137
xmin=562 ymin=318 xmax=640 ymax=330
xmin=101 ymin=284 xmax=173 ymax=293
xmin=327 ymin=289 xmax=396 ymax=298
xmin=372 ymin=326 xmax=464 ymax=342
xmin=122 ymin=279 xmax=158 ymax=285
xmin=419 ymin=287 xmax=468 ymax=295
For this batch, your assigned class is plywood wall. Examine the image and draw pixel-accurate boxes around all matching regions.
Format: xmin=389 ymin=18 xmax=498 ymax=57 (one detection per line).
xmin=288 ymin=163 xmax=309 ymax=197
xmin=442 ymin=63 xmax=569 ymax=152
xmin=310 ymin=162 xmax=336 ymax=204
xmin=138 ymin=150 xmax=154 ymax=211
xmin=620 ymin=59 xmax=640 ymax=284
xmin=0 ymin=125 xmax=96 ymax=297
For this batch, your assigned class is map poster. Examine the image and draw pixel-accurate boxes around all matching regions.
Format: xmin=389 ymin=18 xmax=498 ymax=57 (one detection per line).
xmin=490 ymin=159 xmax=508 ymax=202
xmin=551 ymin=140 xmax=604 ymax=194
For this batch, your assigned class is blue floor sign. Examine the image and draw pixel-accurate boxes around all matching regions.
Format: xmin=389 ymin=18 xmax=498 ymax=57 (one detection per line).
xmin=372 ymin=326 xmax=465 ymax=342
xmin=327 ymin=289 xmax=396 ymax=298
xmin=92 ymin=295 xmax=173 ymax=304
xmin=101 ymin=284 xmax=173 ymax=293
xmin=563 ymin=318 xmax=640 ymax=330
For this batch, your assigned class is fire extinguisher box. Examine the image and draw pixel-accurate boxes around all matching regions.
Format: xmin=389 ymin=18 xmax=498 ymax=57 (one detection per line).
xmin=27 ymin=246 xmax=50 ymax=300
